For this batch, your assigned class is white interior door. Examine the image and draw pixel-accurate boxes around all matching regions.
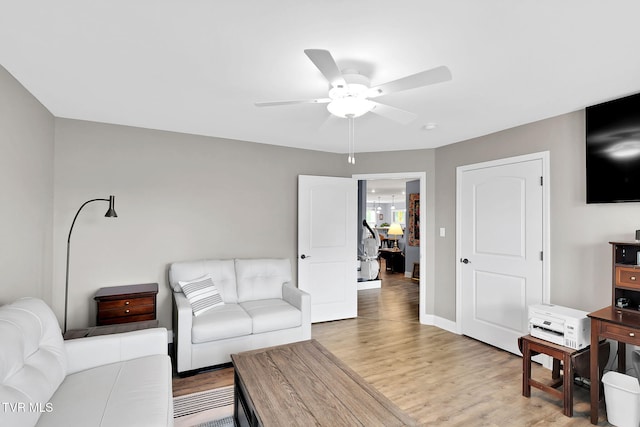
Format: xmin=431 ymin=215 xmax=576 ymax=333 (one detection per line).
xmin=458 ymin=154 xmax=547 ymax=355
xmin=298 ymin=175 xmax=357 ymax=323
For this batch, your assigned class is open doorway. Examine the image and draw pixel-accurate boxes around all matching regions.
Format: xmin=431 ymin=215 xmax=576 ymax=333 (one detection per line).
xmin=353 ymin=172 xmax=426 ymax=323
xmin=361 ymin=178 xmax=414 ymax=278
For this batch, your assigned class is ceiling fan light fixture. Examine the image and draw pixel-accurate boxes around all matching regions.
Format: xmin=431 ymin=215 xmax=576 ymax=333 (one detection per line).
xmin=329 ymin=80 xmax=369 ymax=97
xmin=327 ymin=76 xmax=374 ymax=119
xmin=327 ymin=97 xmax=374 ymax=118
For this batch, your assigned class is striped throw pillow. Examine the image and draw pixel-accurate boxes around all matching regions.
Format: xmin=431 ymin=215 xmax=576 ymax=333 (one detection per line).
xmin=178 ymin=274 xmax=225 ymax=316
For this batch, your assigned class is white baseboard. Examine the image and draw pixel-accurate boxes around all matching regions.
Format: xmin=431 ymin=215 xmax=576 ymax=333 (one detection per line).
xmin=358 ymin=280 xmax=381 ymax=290
xmin=404 ymin=271 xmax=420 ymax=281
xmin=434 ymin=316 xmax=458 ymax=334
xmin=420 ymin=314 xmax=458 ymax=335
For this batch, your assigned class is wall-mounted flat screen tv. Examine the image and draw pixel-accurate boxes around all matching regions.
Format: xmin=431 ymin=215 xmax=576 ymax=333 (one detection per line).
xmin=586 ymin=91 xmax=640 ymax=203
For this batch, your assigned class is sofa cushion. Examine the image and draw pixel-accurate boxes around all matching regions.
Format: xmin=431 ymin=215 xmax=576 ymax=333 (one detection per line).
xmin=235 ymin=258 xmax=292 ymax=303
xmin=0 ymin=298 xmax=66 ymax=427
xmin=169 ymin=259 xmax=238 ymax=303
xmin=178 ymin=274 xmax=225 ymax=316
xmin=191 ymin=304 xmax=252 ymax=343
xmin=36 ymin=354 xmax=172 ymax=427
xmin=240 ymin=299 xmax=302 ymax=334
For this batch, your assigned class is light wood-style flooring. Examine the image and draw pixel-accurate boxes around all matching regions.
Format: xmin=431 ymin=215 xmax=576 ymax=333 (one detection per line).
xmin=173 ymin=270 xmax=612 ymax=425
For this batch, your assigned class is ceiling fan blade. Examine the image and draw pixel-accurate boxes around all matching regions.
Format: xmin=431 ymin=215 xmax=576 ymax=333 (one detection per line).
xmin=304 ymin=49 xmax=347 ymax=88
xmin=255 ymin=98 xmax=331 ymax=107
xmin=318 ymin=113 xmax=340 ymax=132
xmin=370 ymin=102 xmax=417 ymax=125
xmin=369 ymin=65 xmax=452 ymax=98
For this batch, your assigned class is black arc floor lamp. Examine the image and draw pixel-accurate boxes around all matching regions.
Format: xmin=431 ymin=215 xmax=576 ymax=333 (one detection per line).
xmin=64 ymin=195 xmax=118 ymax=333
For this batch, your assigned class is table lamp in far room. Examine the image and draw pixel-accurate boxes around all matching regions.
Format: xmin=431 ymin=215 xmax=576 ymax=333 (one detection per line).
xmin=387 ymin=223 xmax=403 ymax=249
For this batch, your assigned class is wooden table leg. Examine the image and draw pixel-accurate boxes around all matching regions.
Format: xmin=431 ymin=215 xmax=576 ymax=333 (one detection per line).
xmin=563 ymin=352 xmax=573 ymax=417
xmin=590 ymin=319 xmax=599 ymax=424
xmin=522 ymin=339 xmax=531 ymax=397
xmin=233 ymin=370 xmax=240 ymax=424
xmin=619 ymin=341 xmax=627 ymax=373
xmin=552 ymin=358 xmax=561 ymax=380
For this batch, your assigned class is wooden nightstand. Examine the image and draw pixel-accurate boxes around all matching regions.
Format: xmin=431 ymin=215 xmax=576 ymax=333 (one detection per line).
xmin=94 ymin=283 xmax=158 ymax=326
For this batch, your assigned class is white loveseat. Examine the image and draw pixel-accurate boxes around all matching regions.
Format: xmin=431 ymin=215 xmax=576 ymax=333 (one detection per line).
xmin=0 ymin=297 xmax=173 ymax=427
xmin=169 ymin=258 xmax=311 ymax=374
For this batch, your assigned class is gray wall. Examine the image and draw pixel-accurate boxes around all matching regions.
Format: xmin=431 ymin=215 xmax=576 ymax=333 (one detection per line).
xmin=3 ymin=64 xmax=633 ymax=332
xmin=405 ymin=179 xmax=420 ymax=276
xmin=357 ymin=180 xmax=367 ymax=256
xmin=350 ymin=150 xmax=438 ymax=316
xmin=0 ymin=66 xmax=54 ymax=305
xmin=53 ymin=119 xmax=347 ymax=329
xmin=434 ymin=111 xmax=640 ymax=321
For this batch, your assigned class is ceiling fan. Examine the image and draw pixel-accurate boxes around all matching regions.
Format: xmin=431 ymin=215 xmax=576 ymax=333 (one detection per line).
xmin=255 ymin=49 xmax=452 ymax=163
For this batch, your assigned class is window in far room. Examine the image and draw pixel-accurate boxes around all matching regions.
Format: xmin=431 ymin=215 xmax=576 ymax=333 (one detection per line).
xmin=367 ymin=209 xmax=378 ymax=225
xmin=392 ymin=210 xmax=405 ymax=226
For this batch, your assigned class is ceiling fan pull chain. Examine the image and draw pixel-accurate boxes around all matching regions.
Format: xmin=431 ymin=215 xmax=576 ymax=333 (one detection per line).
xmin=351 ymin=117 xmax=356 ymax=164
xmin=349 ymin=116 xmax=353 ymax=164
xmin=347 ymin=116 xmax=351 ymax=164
xmin=347 ymin=115 xmax=355 ymax=164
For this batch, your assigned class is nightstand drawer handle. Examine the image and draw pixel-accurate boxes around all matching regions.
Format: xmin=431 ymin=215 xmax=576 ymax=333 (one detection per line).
xmin=125 ymin=301 xmax=130 ymax=305
xmin=632 ymin=276 xmax=637 ymax=281
xmin=630 ymin=332 xmax=635 ymax=337
xmin=125 ymin=309 xmax=130 ymax=314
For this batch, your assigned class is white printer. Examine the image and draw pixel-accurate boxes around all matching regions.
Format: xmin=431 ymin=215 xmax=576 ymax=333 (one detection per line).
xmin=528 ymin=304 xmax=590 ymax=350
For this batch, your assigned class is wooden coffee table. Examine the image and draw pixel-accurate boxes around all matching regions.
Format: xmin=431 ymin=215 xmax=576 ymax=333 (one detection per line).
xmin=231 ymin=339 xmax=417 ymax=426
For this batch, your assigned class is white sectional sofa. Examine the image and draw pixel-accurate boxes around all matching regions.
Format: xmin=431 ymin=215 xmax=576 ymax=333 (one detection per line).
xmin=0 ymin=297 xmax=173 ymax=427
xmin=169 ymin=258 xmax=311 ymax=374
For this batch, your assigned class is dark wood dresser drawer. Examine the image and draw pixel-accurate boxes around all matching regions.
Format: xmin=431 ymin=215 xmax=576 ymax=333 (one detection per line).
xmin=616 ymin=266 xmax=640 ymax=290
xmin=95 ymin=283 xmax=158 ymax=326
xmin=97 ymin=296 xmax=155 ymax=311
xmin=97 ymin=302 xmax=155 ymax=321
xmin=600 ymin=321 xmax=640 ymax=346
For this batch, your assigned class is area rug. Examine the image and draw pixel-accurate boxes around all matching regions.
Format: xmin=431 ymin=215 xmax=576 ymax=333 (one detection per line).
xmin=173 ymin=385 xmax=234 ymax=427
xmin=194 ymin=416 xmax=234 ymax=427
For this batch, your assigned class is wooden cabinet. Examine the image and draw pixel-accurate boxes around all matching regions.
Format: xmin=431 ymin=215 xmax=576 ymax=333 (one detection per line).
xmin=588 ymin=306 xmax=640 ymax=423
xmin=611 ymin=241 xmax=640 ymax=312
xmin=95 ymin=283 xmax=158 ymax=326
xmin=599 ymin=320 xmax=640 ymax=346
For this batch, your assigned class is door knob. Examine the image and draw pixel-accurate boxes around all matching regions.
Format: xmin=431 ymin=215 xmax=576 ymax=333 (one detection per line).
xmin=300 ymin=254 xmax=310 ymax=259
xmin=460 ymin=258 xmax=470 ymax=264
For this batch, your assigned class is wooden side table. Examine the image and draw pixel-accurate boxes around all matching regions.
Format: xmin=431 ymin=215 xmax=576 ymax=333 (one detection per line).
xmin=94 ymin=283 xmax=158 ymax=326
xmin=63 ymin=319 xmax=159 ymax=340
xmin=378 ymin=248 xmax=404 ymax=273
xmin=520 ymin=335 xmax=578 ymax=417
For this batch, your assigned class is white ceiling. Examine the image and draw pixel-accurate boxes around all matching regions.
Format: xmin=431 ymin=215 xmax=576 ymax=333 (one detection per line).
xmin=366 ymin=179 xmax=409 ymax=204
xmin=2 ymin=1 xmax=640 ymax=154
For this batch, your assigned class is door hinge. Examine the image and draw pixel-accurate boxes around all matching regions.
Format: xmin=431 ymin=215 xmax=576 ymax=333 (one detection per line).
xmin=540 ymin=176 xmax=543 ymax=186
xmin=540 ymin=251 xmax=543 ymax=261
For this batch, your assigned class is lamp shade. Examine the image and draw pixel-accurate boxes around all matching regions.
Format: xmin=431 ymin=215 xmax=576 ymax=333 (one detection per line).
xmin=388 ymin=223 xmax=403 ymax=237
xmin=105 ymin=195 xmax=118 ymax=217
